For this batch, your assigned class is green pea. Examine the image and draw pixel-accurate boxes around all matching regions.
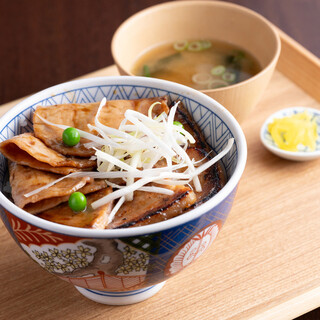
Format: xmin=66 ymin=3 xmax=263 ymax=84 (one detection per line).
xmin=173 ymin=121 xmax=184 ymax=129
xmin=62 ymin=127 xmax=80 ymax=146
xmin=68 ymin=192 xmax=87 ymax=212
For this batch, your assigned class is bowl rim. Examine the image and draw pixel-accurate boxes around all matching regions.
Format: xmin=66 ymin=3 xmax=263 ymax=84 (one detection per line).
xmin=260 ymin=106 xmax=320 ymax=160
xmin=0 ymin=76 xmax=247 ymax=238
xmin=111 ymin=0 xmax=281 ymax=93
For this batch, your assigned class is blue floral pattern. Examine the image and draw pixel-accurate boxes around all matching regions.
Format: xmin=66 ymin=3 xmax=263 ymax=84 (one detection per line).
xmin=0 ymin=78 xmax=243 ymax=293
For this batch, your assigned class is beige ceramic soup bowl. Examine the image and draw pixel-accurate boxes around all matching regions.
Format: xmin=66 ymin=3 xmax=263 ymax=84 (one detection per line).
xmin=111 ymin=0 xmax=281 ymax=123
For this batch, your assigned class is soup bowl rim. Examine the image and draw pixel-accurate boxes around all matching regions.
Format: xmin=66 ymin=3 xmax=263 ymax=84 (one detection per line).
xmin=111 ymin=0 xmax=281 ymax=93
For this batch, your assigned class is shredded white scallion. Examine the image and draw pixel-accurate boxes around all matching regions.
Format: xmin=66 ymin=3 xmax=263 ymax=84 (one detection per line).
xmin=107 ymin=196 xmax=125 ymax=224
xmin=104 ymin=180 xmax=174 ymax=196
xmin=27 ymin=98 xmax=234 ymax=225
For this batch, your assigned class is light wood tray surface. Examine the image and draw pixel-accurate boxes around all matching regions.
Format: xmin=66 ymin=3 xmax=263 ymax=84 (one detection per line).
xmin=1 ymin=29 xmax=320 ymax=320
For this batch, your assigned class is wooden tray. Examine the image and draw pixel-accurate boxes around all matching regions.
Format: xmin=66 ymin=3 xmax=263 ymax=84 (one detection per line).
xmin=1 ymin=29 xmax=320 ymax=320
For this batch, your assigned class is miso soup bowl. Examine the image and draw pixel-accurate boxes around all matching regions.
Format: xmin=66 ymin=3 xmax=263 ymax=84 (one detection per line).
xmin=111 ymin=0 xmax=281 ymax=123
xmin=0 ymin=76 xmax=246 ymax=305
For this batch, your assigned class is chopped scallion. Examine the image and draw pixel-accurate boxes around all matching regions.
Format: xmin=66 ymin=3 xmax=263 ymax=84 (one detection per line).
xmin=187 ymin=41 xmax=202 ymax=52
xmin=222 ymin=71 xmax=236 ymax=82
xmin=207 ymin=80 xmax=229 ymax=89
xmin=192 ymin=73 xmax=212 ymax=85
xmin=200 ymin=40 xmax=212 ymax=49
xmin=173 ymin=40 xmax=189 ymax=51
xmin=143 ymin=65 xmax=151 ymax=77
xmin=211 ymin=65 xmax=226 ymax=76
xmin=173 ymin=121 xmax=184 ymax=129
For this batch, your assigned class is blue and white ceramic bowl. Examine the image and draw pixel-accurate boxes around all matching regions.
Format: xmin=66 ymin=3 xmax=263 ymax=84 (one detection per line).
xmin=260 ymin=106 xmax=320 ymax=161
xmin=0 ymin=76 xmax=247 ymax=305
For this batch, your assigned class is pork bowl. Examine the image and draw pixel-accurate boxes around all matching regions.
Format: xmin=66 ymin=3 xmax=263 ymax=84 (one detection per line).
xmin=0 ymin=76 xmax=246 ymax=305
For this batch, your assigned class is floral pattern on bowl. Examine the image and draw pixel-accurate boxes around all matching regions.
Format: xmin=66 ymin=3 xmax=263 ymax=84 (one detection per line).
xmin=0 ymin=76 xmax=247 ymax=304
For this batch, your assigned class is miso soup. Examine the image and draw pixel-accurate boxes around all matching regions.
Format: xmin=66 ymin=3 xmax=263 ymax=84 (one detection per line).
xmin=132 ymin=40 xmax=261 ymax=90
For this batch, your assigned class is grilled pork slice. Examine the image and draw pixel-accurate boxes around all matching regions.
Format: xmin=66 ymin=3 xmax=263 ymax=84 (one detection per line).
xmin=131 ymin=186 xmax=197 ymax=227
xmin=174 ymin=100 xmax=221 ymax=153
xmin=186 ymin=147 xmax=226 ymax=207
xmin=108 ymin=101 xmax=226 ymax=229
xmin=138 ymin=147 xmax=225 ymax=227
xmin=99 ymin=95 xmax=169 ymax=129
xmin=38 ymin=188 xmax=113 ymax=229
xmin=107 ymin=185 xmax=196 ymax=229
xmin=9 ymin=162 xmax=107 ymax=214
xmin=0 ymin=133 xmax=96 ymax=174
xmin=33 ymin=96 xmax=169 ymax=157
xmin=174 ymin=101 xmax=226 ymax=203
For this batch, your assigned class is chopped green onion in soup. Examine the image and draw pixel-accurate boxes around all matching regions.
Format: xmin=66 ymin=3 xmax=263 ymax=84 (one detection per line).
xmin=173 ymin=40 xmax=189 ymax=51
xmin=132 ymin=40 xmax=261 ymax=91
xmin=187 ymin=41 xmax=203 ymax=52
xmin=211 ymin=65 xmax=226 ymax=76
xmin=143 ymin=65 xmax=151 ymax=77
xmin=222 ymin=71 xmax=236 ymax=82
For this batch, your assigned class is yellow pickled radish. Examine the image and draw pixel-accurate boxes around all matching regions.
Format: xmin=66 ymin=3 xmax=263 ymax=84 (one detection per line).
xmin=268 ymin=111 xmax=318 ymax=152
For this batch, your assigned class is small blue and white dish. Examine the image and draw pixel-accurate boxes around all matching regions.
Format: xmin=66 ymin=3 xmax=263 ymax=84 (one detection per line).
xmin=260 ymin=106 xmax=320 ymax=161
